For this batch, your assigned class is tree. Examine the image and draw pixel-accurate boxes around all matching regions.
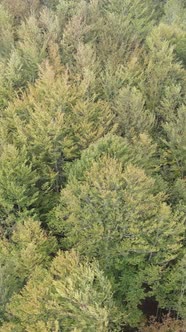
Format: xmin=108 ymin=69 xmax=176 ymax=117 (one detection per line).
xmin=142 ymin=23 xmax=185 ymax=120
xmin=95 ymin=0 xmax=154 ymax=66
xmin=0 ymin=1 xmax=185 ymax=330
xmin=153 ymin=253 xmax=186 ymax=319
xmin=0 ymin=144 xmax=39 ymax=233
xmin=164 ymin=0 xmax=186 ymax=29
xmin=0 ymin=219 xmax=57 ymax=323
xmin=114 ymin=86 xmax=154 ymax=138
xmin=161 ymin=105 xmax=186 ymax=181
xmin=49 ymin=137 xmax=184 ymax=326
xmin=0 ymin=61 xmax=115 ymax=220
xmin=0 ymin=5 xmax=13 ymax=58
xmin=1 ymin=251 xmax=121 ymax=331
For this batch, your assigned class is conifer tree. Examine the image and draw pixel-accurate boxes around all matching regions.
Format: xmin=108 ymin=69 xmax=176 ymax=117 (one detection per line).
xmin=114 ymin=86 xmax=154 ymax=138
xmin=0 ymin=5 xmax=13 ymax=58
xmin=0 ymin=144 xmax=39 ymax=233
xmin=0 ymin=0 xmax=185 ymax=329
xmin=0 ymin=251 xmax=121 ymax=332
xmin=0 ymin=219 xmax=57 ymax=323
xmin=0 ymin=62 xmax=115 ymax=220
xmin=142 ymin=24 xmax=185 ymax=120
xmin=50 ymin=136 xmax=184 ymax=325
xmin=162 ymin=105 xmax=186 ymax=181
xmin=153 ymin=253 xmax=186 ymax=319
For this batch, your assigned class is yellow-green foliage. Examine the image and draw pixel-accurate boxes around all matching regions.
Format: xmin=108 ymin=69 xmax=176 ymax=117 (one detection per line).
xmin=0 ymin=219 xmax=57 ymax=321
xmin=51 ymin=148 xmax=184 ymax=324
xmin=0 ymin=0 xmax=185 ymax=330
xmin=0 ymin=251 xmax=120 ymax=332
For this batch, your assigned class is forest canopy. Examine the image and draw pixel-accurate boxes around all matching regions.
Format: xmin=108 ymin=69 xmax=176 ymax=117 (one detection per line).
xmin=0 ymin=0 xmax=185 ymax=331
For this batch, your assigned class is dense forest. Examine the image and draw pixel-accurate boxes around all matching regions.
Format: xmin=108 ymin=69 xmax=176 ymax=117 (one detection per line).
xmin=0 ymin=0 xmax=185 ymax=331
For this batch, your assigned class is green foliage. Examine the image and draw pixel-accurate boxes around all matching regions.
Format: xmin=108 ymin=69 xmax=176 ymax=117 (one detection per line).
xmin=50 ymin=146 xmax=184 ymax=325
xmin=0 ymin=144 xmax=39 ymax=231
xmin=96 ymin=0 xmax=154 ymax=65
xmin=1 ymin=0 xmax=41 ymax=20
xmin=0 ymin=219 xmax=57 ymax=323
xmin=164 ymin=0 xmax=186 ymax=29
xmin=0 ymin=5 xmax=13 ymax=58
xmin=153 ymin=253 xmax=186 ymax=318
xmin=142 ymin=24 xmax=185 ymax=117
xmin=64 ymin=134 xmax=158 ymax=181
xmin=1 ymin=251 xmax=121 ymax=332
xmin=175 ymin=37 xmax=186 ymax=67
xmin=162 ymin=105 xmax=186 ymax=180
xmin=0 ymin=0 xmax=185 ymax=330
xmin=0 ymin=62 xmax=115 ymax=221
xmin=114 ymin=86 xmax=154 ymax=137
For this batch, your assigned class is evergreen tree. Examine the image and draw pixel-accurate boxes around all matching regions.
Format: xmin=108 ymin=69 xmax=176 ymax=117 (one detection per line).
xmin=0 ymin=219 xmax=57 ymax=323
xmin=50 ymin=137 xmax=184 ymax=325
xmin=0 ymin=5 xmax=13 ymax=58
xmin=0 ymin=144 xmax=39 ymax=233
xmin=162 ymin=105 xmax=186 ymax=180
xmin=1 ymin=251 xmax=121 ymax=332
xmin=114 ymin=86 xmax=154 ymax=138
xmin=0 ymin=0 xmax=185 ymax=329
